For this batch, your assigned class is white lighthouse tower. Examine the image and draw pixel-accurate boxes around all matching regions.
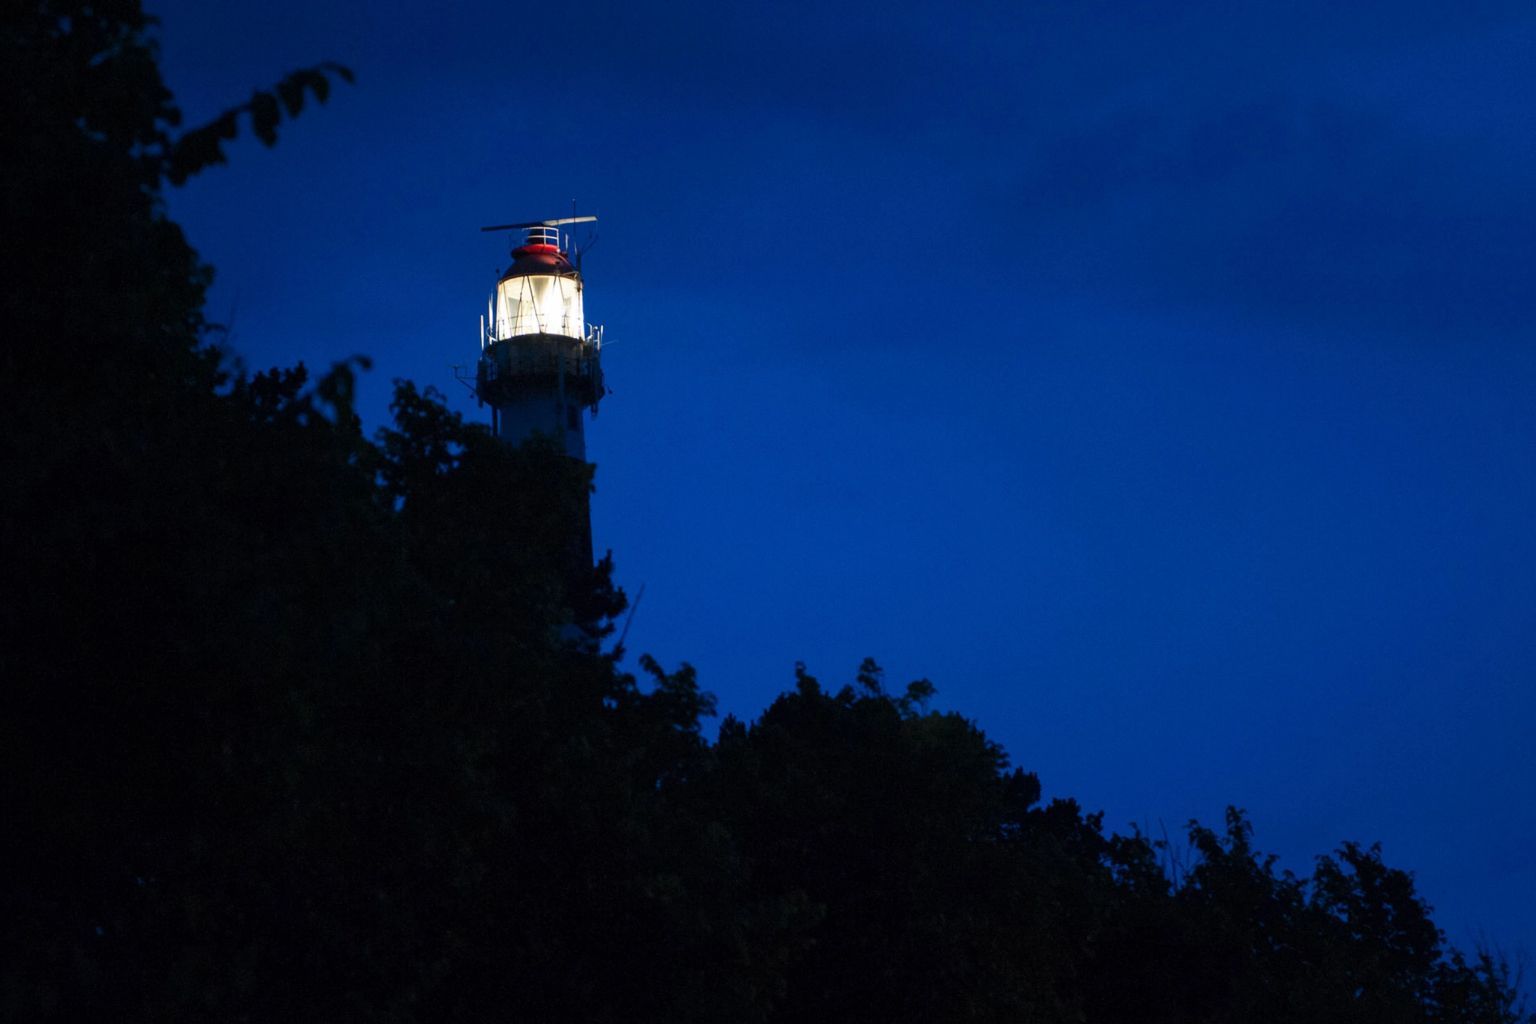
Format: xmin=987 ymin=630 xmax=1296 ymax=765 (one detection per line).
xmin=476 ymin=216 xmax=604 ymax=457
xmin=475 ymin=216 xmax=606 ymax=573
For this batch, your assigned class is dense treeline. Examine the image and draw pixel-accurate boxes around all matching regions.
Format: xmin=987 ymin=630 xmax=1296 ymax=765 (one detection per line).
xmin=1 ymin=4 xmax=1527 ymax=1021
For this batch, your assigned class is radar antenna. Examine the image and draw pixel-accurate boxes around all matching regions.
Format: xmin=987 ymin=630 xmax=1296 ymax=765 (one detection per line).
xmin=479 ymin=215 xmax=597 ymax=232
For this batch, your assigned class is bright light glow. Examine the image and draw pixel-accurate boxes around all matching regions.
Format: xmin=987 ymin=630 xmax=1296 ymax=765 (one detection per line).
xmin=494 ymin=273 xmax=585 ymax=339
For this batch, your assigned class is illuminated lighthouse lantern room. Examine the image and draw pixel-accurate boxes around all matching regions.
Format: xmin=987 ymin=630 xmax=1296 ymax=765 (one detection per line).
xmin=476 ymin=216 xmax=604 ymax=461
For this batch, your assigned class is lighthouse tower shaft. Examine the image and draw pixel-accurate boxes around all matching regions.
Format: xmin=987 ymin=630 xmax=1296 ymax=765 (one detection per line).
xmin=475 ymin=221 xmax=605 ymax=566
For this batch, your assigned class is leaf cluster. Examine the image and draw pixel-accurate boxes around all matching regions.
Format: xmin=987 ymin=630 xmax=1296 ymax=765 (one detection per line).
xmin=164 ymin=63 xmax=353 ymax=185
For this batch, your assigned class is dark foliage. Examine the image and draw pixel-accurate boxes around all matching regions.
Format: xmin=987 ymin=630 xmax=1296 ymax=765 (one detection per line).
xmin=2 ymin=3 xmax=1528 ymax=1022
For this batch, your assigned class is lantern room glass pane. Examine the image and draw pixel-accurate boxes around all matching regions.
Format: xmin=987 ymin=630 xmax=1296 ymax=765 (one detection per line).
xmin=495 ymin=274 xmax=584 ymax=339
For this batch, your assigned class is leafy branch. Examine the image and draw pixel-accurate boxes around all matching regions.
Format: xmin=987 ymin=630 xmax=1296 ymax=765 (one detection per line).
xmin=164 ymin=62 xmax=354 ymax=185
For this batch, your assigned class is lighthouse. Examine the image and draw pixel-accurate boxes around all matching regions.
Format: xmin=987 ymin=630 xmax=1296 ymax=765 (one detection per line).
xmin=476 ymin=215 xmax=605 ymax=567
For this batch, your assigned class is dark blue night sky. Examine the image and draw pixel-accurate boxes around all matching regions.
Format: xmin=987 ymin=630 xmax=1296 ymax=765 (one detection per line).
xmin=150 ymin=0 xmax=1534 ymax=957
